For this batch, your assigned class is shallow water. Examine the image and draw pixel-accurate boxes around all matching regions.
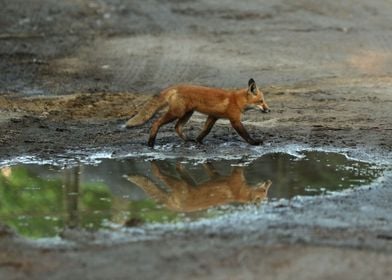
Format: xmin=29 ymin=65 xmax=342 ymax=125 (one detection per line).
xmin=0 ymin=151 xmax=385 ymax=238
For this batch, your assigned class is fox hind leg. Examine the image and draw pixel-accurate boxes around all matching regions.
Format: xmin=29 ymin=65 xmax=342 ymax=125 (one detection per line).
xmin=175 ymin=162 xmax=198 ymax=186
xmin=202 ymin=162 xmax=220 ymax=178
xmin=196 ymin=116 xmax=218 ymax=143
xmin=148 ymin=112 xmax=177 ymax=147
xmin=175 ymin=111 xmax=194 ymax=141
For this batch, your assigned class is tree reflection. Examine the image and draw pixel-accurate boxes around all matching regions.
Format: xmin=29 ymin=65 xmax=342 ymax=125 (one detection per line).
xmin=0 ymin=166 xmax=64 ymax=237
xmin=64 ymin=166 xmax=80 ymax=229
xmin=0 ymin=165 xmax=113 ymax=238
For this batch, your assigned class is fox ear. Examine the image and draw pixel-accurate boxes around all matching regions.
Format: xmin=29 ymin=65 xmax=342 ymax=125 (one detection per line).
xmin=248 ymin=78 xmax=257 ymax=94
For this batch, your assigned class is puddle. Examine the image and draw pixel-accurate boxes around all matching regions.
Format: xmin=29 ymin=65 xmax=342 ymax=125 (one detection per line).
xmin=0 ymin=151 xmax=385 ymax=238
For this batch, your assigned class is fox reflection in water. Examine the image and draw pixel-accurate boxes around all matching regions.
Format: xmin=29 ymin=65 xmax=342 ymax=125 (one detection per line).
xmin=127 ymin=162 xmax=272 ymax=212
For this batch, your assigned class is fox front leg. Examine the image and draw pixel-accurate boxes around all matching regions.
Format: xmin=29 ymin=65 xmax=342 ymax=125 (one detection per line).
xmin=196 ymin=116 xmax=218 ymax=143
xmin=229 ymin=120 xmax=262 ymax=145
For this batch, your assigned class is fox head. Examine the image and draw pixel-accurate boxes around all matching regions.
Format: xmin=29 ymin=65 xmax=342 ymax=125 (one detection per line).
xmin=250 ymin=179 xmax=272 ymax=203
xmin=247 ymin=78 xmax=270 ymax=113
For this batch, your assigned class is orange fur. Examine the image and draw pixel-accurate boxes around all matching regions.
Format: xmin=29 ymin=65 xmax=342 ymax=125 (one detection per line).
xmin=127 ymin=162 xmax=272 ymax=212
xmin=126 ymin=79 xmax=270 ymax=146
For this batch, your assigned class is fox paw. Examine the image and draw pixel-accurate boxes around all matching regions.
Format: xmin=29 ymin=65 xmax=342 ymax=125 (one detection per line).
xmin=249 ymin=140 xmax=263 ymax=146
xmin=147 ymin=139 xmax=155 ymax=147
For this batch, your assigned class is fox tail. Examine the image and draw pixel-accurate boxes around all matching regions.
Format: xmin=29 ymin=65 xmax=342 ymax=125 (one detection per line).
xmin=126 ymin=95 xmax=167 ymax=128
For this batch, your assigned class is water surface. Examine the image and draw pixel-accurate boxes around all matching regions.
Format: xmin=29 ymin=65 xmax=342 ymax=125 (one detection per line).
xmin=0 ymin=151 xmax=384 ymax=238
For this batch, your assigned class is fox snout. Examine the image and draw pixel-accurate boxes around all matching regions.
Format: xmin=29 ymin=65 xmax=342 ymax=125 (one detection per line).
xmin=257 ymin=103 xmax=271 ymax=113
xmin=261 ymin=107 xmax=271 ymax=113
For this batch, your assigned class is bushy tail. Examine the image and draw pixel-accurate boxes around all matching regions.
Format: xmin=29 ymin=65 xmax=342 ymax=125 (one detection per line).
xmin=126 ymin=95 xmax=167 ymax=128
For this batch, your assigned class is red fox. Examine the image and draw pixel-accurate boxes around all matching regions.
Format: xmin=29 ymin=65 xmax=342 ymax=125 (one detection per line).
xmin=126 ymin=78 xmax=270 ymax=147
xmin=126 ymin=161 xmax=272 ymax=212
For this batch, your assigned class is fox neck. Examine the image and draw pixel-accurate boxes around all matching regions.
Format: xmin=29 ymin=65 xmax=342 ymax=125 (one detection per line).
xmin=234 ymin=89 xmax=251 ymax=112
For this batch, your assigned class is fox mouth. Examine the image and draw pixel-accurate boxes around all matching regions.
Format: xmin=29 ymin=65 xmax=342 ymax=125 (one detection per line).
xmin=257 ymin=105 xmax=271 ymax=113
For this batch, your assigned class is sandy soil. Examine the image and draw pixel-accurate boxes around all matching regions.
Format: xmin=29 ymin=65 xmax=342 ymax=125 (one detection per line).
xmin=1 ymin=0 xmax=392 ymax=279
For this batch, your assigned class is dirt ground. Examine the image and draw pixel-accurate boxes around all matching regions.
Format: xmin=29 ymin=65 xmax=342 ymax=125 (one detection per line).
xmin=1 ymin=0 xmax=392 ymax=279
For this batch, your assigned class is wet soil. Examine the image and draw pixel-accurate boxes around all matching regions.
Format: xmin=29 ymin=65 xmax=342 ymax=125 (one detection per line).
xmin=1 ymin=0 xmax=392 ymax=279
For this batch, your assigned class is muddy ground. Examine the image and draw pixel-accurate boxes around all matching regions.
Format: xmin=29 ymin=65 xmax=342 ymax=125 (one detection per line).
xmin=1 ymin=0 xmax=392 ymax=279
